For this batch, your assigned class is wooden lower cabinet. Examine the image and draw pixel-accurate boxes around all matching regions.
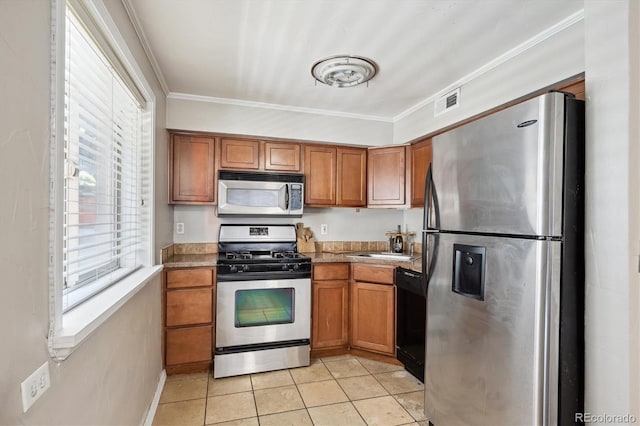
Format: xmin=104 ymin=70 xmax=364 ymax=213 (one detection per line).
xmin=166 ymin=288 xmax=212 ymax=327
xmin=350 ymin=281 xmax=395 ymax=355
xmin=164 ymin=267 xmax=215 ymax=374
xmin=166 ymin=326 xmax=213 ymax=366
xmin=312 ymin=280 xmax=349 ymax=349
xmin=311 ymin=263 xmax=350 ymax=350
xmin=350 ymin=264 xmax=395 ymax=355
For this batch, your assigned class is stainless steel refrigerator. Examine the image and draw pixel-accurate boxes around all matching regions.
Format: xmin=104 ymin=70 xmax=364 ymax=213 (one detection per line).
xmin=422 ymin=92 xmax=584 ymax=426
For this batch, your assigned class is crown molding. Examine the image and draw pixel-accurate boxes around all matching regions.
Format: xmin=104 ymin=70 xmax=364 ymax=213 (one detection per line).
xmin=392 ymin=8 xmax=585 ymax=122
xmin=167 ymin=92 xmax=394 ymax=123
xmin=121 ymin=4 xmax=583 ymax=124
xmin=122 ymin=0 xmax=169 ymax=95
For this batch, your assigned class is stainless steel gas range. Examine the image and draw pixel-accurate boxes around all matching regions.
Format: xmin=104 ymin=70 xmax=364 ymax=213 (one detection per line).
xmin=214 ymin=224 xmax=312 ymax=378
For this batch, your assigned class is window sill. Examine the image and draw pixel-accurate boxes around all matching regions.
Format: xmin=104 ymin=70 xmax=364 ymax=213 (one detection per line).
xmin=49 ymin=265 xmax=163 ymax=361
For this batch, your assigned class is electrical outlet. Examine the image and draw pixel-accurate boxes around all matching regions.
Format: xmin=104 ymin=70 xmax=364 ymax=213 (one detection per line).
xmin=176 ymin=222 xmax=184 ymax=234
xmin=321 ymin=224 xmax=328 ymax=235
xmin=21 ymin=361 xmax=50 ymax=412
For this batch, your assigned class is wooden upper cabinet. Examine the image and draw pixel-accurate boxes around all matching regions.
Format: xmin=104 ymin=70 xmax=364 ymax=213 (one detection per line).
xmin=304 ymin=145 xmax=337 ymax=205
xmin=559 ymin=79 xmax=585 ymax=101
xmin=264 ymin=142 xmax=301 ymax=172
xmin=367 ymin=146 xmax=408 ymax=206
xmin=219 ymin=138 xmax=260 ymax=169
xmin=337 ymin=147 xmax=367 ymax=207
xmin=411 ymin=138 xmax=432 ymax=207
xmin=169 ymin=133 xmax=216 ymax=204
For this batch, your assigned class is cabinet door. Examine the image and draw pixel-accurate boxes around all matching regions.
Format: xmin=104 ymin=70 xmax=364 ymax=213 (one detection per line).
xmin=166 ymin=288 xmax=213 ymax=327
xmin=166 ymin=268 xmax=213 ymax=289
xmin=351 ymin=281 xmax=395 ymax=354
xmin=337 ymin=147 xmax=367 ymax=206
xmin=367 ymin=146 xmax=406 ymax=206
xmin=219 ymin=138 xmax=260 ymax=169
xmin=264 ymin=142 xmax=301 ymax=171
xmin=170 ymin=134 xmax=216 ymax=203
xmin=411 ymin=139 xmax=432 ymax=207
xmin=313 ymin=263 xmax=349 ymax=281
xmin=304 ymin=145 xmax=337 ymax=205
xmin=312 ymin=280 xmax=349 ymax=349
xmin=166 ymin=326 xmax=212 ymax=366
xmin=352 ymin=264 xmax=395 ymax=285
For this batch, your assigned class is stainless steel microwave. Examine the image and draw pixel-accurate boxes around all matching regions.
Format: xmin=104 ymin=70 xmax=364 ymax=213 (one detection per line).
xmin=217 ymin=171 xmax=304 ymax=216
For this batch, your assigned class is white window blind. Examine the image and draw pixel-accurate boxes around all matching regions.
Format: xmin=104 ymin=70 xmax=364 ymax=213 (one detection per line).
xmin=62 ymin=7 xmax=145 ymax=311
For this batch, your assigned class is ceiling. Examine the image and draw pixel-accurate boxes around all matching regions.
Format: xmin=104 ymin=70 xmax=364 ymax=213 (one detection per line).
xmin=125 ymin=0 xmax=583 ymax=121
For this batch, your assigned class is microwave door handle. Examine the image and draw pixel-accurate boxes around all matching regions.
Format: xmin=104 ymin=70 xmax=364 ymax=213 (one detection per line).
xmin=285 ymin=184 xmax=290 ymax=210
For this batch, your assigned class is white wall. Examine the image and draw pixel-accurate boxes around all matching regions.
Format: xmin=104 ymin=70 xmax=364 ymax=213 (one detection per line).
xmin=393 ymin=15 xmax=585 ymax=145
xmin=583 ymin=0 xmax=640 ymax=420
xmin=167 ymin=96 xmax=393 ymax=146
xmin=0 ymin=0 xmax=169 ymax=423
xmin=174 ymin=205 xmax=404 ymax=243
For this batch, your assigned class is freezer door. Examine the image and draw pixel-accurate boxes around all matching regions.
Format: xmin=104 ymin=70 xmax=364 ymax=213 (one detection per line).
xmin=424 ymin=233 xmax=561 ymax=426
xmin=427 ymin=92 xmax=566 ymax=237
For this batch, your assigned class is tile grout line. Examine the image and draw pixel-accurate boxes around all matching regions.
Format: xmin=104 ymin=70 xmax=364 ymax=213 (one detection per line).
xmin=328 ymin=357 xmax=371 ymax=426
xmin=202 ymin=370 xmax=211 ymax=426
xmin=191 ymin=357 xmax=421 ymax=426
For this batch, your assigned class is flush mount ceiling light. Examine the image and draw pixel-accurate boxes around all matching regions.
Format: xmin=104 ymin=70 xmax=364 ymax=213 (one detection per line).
xmin=311 ymin=55 xmax=378 ymax=88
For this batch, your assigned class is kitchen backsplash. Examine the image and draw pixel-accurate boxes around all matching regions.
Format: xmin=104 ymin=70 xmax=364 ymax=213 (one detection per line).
xmin=315 ymin=240 xmax=422 ymax=254
xmin=173 ymin=205 xmax=406 ymax=243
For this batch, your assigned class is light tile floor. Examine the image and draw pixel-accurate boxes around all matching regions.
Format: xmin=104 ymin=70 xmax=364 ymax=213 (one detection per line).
xmin=153 ymin=354 xmax=428 ymax=426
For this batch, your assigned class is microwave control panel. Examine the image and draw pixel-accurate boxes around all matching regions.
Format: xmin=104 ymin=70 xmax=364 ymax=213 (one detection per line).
xmin=290 ymin=184 xmax=303 ymax=211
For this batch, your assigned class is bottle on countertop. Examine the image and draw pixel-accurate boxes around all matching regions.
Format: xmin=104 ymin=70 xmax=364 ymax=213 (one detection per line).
xmin=393 ymin=225 xmax=403 ymax=253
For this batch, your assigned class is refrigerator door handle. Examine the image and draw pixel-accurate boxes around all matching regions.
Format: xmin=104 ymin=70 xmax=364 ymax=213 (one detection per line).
xmin=424 ymin=163 xmax=441 ymax=230
xmin=422 ymin=231 xmax=439 ymax=295
xmin=423 ymin=163 xmax=441 ymax=295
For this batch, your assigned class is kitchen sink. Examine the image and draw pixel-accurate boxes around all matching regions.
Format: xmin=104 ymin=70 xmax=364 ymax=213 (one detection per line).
xmin=346 ymin=252 xmax=420 ymax=262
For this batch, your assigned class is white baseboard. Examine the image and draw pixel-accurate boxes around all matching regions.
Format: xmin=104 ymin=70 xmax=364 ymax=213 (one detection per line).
xmin=143 ymin=369 xmax=166 ymax=426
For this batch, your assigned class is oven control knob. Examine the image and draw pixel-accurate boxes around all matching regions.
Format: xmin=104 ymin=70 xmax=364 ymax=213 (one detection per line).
xmin=282 ymin=264 xmax=288 ymax=271
xmin=242 ymin=264 xmax=249 ymax=272
xmin=293 ymin=264 xmax=300 ymax=271
xmin=229 ymin=265 xmax=238 ymax=273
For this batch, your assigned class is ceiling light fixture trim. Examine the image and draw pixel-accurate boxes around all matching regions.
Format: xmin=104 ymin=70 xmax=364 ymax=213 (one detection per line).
xmin=311 ymin=55 xmax=378 ymax=88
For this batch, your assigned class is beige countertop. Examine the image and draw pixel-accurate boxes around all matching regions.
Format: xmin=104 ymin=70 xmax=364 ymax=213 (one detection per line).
xmin=163 ymin=253 xmax=217 ymax=268
xmin=302 ymin=251 xmax=422 ymax=273
xmin=163 ymin=251 xmax=422 ymax=273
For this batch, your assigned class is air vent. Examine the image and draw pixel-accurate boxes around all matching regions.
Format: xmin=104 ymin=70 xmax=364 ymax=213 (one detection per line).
xmin=434 ymin=87 xmax=461 ymax=117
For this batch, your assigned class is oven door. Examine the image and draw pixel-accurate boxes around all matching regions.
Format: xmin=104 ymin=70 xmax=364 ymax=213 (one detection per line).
xmin=216 ymin=278 xmax=311 ymax=348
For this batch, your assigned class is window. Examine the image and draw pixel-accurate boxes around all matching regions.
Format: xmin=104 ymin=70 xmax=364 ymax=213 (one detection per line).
xmin=51 ymin=0 xmax=154 ymax=319
xmin=62 ymin=8 xmax=145 ymax=311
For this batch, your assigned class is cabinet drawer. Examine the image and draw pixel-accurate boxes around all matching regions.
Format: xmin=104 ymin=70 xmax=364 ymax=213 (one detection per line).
xmin=166 ymin=326 xmax=212 ymax=366
xmin=313 ymin=263 xmax=349 ymax=281
xmin=166 ymin=288 xmax=213 ymax=326
xmin=166 ymin=268 xmax=213 ymax=289
xmin=352 ymin=264 xmax=395 ymax=285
